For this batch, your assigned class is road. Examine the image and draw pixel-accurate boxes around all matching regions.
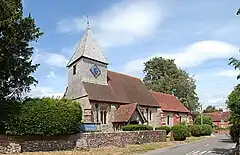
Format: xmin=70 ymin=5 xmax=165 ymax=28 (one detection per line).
xmin=142 ymin=134 xmax=236 ymax=155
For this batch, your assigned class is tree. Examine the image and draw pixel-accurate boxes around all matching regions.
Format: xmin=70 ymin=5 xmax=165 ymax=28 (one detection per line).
xmin=0 ymin=0 xmax=42 ymax=100
xmin=194 ymin=115 xmax=213 ymax=126
xmin=203 ymin=105 xmax=218 ymax=113
xmin=237 ymin=8 xmax=240 ymax=15
xmin=143 ymin=57 xmax=199 ymax=112
xmin=226 ymin=84 xmax=240 ymax=154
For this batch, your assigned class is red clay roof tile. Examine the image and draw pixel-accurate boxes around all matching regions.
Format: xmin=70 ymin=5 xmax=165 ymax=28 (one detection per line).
xmin=83 ymin=70 xmax=160 ymax=107
xmin=151 ymin=91 xmax=190 ymax=113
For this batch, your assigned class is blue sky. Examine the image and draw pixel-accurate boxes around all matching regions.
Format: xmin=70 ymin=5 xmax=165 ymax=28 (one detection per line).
xmin=24 ymin=0 xmax=240 ymax=110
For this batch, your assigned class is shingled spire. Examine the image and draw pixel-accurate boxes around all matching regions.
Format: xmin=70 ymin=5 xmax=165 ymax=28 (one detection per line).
xmin=66 ymin=20 xmax=108 ymax=67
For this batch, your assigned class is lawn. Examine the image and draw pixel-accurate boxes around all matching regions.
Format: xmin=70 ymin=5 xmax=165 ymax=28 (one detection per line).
xmin=20 ymin=136 xmax=214 ymax=155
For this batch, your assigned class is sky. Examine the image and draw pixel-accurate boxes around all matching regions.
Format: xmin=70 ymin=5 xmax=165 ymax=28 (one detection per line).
xmin=23 ymin=0 xmax=240 ymax=110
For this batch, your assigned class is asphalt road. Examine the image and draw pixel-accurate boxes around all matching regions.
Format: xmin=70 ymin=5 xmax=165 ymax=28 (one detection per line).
xmin=142 ymin=134 xmax=236 ymax=155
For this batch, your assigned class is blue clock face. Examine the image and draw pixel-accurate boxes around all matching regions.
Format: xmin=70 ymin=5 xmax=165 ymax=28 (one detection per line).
xmin=90 ymin=64 xmax=101 ymax=78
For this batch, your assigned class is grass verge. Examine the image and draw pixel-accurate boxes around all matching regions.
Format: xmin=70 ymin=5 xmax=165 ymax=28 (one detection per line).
xmin=20 ymin=136 xmax=214 ymax=155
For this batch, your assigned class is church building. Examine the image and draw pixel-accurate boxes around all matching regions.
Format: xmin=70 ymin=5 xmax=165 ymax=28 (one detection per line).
xmin=64 ymin=23 xmax=164 ymax=131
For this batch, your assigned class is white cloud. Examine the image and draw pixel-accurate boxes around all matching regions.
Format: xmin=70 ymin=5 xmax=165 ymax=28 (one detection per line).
xmin=46 ymin=71 xmax=56 ymax=79
xmin=33 ymin=48 xmax=69 ymax=67
xmin=217 ymin=70 xmax=239 ymax=77
xmin=27 ymin=86 xmax=63 ymax=98
xmin=57 ymin=0 xmax=165 ymax=47
xmin=124 ymin=40 xmax=239 ymax=74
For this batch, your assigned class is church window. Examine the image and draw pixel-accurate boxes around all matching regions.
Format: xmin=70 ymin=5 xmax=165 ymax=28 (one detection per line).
xmin=100 ymin=110 xmax=107 ymax=124
xmin=167 ymin=115 xmax=170 ymax=125
xmin=73 ymin=65 xmax=76 ymax=75
xmin=150 ymin=110 xmax=152 ymax=121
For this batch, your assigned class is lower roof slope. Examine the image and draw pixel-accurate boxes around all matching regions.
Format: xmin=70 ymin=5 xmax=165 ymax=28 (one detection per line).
xmin=83 ymin=70 xmax=160 ymax=107
xmin=151 ymin=91 xmax=190 ymax=113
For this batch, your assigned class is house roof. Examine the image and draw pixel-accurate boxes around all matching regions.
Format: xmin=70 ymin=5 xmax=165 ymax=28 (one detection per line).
xmin=204 ymin=111 xmax=230 ymax=122
xmin=113 ymin=103 xmax=146 ymax=123
xmin=67 ymin=23 xmax=108 ymax=67
xmin=151 ymin=91 xmax=190 ymax=113
xmin=83 ymin=71 xmax=160 ymax=107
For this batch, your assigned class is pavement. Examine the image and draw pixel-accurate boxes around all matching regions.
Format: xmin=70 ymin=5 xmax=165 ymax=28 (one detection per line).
xmin=142 ymin=134 xmax=236 ymax=155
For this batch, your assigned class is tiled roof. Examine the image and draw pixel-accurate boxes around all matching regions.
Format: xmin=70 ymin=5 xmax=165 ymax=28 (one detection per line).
xmin=151 ymin=91 xmax=190 ymax=113
xmin=204 ymin=112 xmax=230 ymax=122
xmin=113 ymin=103 xmax=141 ymax=123
xmin=83 ymin=71 xmax=160 ymax=107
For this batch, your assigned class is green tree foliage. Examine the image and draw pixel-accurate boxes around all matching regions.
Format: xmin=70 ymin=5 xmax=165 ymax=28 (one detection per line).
xmin=226 ymin=84 xmax=240 ymax=145
xmin=194 ymin=115 xmax=213 ymax=126
xmin=201 ymin=124 xmax=213 ymax=136
xmin=237 ymin=8 xmax=240 ymax=15
xmin=230 ymin=124 xmax=240 ymax=143
xmin=203 ymin=105 xmax=218 ymax=113
xmin=143 ymin=57 xmax=199 ymax=112
xmin=155 ymin=126 xmax=171 ymax=135
xmin=4 ymin=98 xmax=82 ymax=136
xmin=171 ymin=124 xmax=189 ymax=141
xmin=189 ymin=125 xmax=202 ymax=137
xmin=122 ymin=124 xmax=153 ymax=131
xmin=0 ymin=0 xmax=42 ymax=100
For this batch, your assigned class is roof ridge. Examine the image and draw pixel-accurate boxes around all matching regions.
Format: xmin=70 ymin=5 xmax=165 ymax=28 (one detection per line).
xmin=151 ymin=91 xmax=174 ymax=97
xmin=108 ymin=70 xmax=141 ymax=80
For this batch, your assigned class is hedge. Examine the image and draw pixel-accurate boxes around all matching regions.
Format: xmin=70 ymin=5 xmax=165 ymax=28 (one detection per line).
xmin=171 ymin=125 xmax=189 ymax=141
xmin=4 ymin=97 xmax=82 ymax=136
xmin=194 ymin=115 xmax=213 ymax=126
xmin=190 ymin=125 xmax=212 ymax=137
xmin=122 ymin=124 xmax=153 ymax=131
xmin=201 ymin=124 xmax=212 ymax=136
xmin=155 ymin=126 xmax=171 ymax=135
xmin=189 ymin=125 xmax=202 ymax=137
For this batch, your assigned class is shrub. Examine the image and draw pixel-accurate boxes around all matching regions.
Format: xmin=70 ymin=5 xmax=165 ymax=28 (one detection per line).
xmin=195 ymin=115 xmax=213 ymax=126
xmin=171 ymin=125 xmax=188 ymax=141
xmin=189 ymin=125 xmax=202 ymax=137
xmin=0 ymin=100 xmax=21 ymax=134
xmin=122 ymin=124 xmax=153 ymax=131
xmin=215 ymin=126 xmax=230 ymax=130
xmin=155 ymin=126 xmax=171 ymax=135
xmin=5 ymin=97 xmax=82 ymax=136
xmin=201 ymin=124 xmax=212 ymax=136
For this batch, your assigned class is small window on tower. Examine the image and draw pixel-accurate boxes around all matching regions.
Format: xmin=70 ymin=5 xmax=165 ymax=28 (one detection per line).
xmin=73 ymin=65 xmax=76 ymax=75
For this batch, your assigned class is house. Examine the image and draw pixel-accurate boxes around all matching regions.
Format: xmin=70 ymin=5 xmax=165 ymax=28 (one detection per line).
xmin=151 ymin=91 xmax=192 ymax=126
xmin=204 ymin=111 xmax=230 ymax=128
xmin=64 ymin=22 xmax=163 ymax=131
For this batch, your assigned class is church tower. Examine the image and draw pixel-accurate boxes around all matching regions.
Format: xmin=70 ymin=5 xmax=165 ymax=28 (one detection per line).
xmin=65 ymin=21 xmax=108 ymax=99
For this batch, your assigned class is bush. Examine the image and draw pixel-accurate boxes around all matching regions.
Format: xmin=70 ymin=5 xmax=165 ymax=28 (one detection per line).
xmin=5 ymin=97 xmax=82 ymax=136
xmin=189 ymin=125 xmax=202 ymax=137
xmin=122 ymin=124 xmax=153 ymax=131
xmin=215 ymin=126 xmax=230 ymax=130
xmin=195 ymin=115 xmax=213 ymax=126
xmin=201 ymin=124 xmax=212 ymax=136
xmin=0 ymin=100 xmax=21 ymax=134
xmin=155 ymin=126 xmax=171 ymax=135
xmin=171 ymin=125 xmax=188 ymax=141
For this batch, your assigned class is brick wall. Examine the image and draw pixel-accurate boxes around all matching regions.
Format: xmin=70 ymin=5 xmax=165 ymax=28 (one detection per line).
xmin=0 ymin=130 xmax=166 ymax=153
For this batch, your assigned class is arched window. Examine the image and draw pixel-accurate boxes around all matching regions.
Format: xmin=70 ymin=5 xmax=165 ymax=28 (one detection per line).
xmin=100 ymin=111 xmax=103 ymax=124
xmin=150 ymin=110 xmax=152 ymax=121
xmin=100 ymin=110 xmax=107 ymax=124
xmin=104 ymin=111 xmax=107 ymax=124
xmin=167 ymin=115 xmax=170 ymax=125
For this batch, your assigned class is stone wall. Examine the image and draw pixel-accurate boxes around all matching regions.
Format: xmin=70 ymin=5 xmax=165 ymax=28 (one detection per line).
xmin=0 ymin=130 xmax=166 ymax=153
